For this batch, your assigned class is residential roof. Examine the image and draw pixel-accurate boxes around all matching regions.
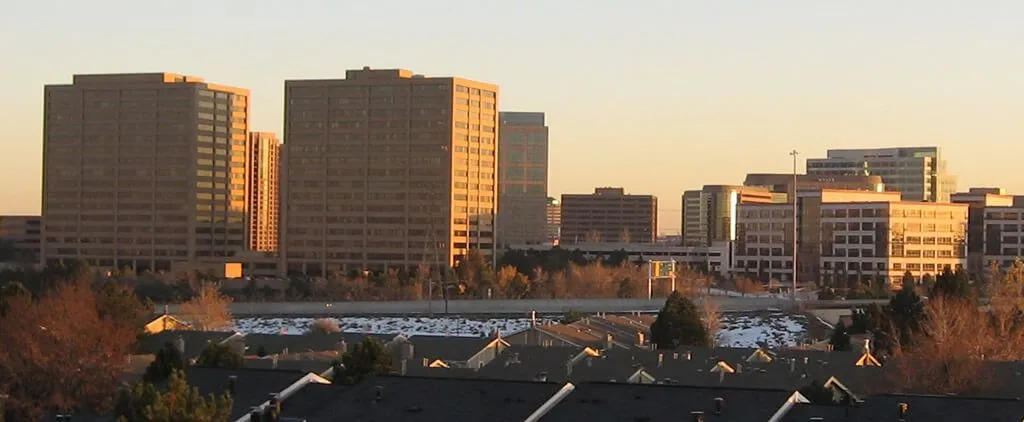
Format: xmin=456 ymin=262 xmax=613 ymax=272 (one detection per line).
xmin=301 ymin=375 xmax=565 ymax=422
xmin=404 ymin=334 xmax=496 ymax=362
xmin=476 ymin=345 xmax=590 ymax=382
xmin=241 ymin=332 xmax=376 ymax=356
xmin=278 ymin=383 xmax=353 ymax=420
xmin=181 ymin=366 xmax=310 ymax=421
xmin=539 ymin=382 xmax=795 ymax=421
xmin=135 ymin=330 xmax=235 ymax=360
xmin=781 ymin=395 xmax=1024 ymax=422
xmin=243 ymin=356 xmax=335 ymax=374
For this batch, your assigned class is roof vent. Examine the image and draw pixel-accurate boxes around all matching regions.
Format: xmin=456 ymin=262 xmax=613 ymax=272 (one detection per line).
xmin=714 ymin=397 xmax=724 ymax=415
xmin=898 ymin=402 xmax=908 ymax=421
xmin=374 ymin=385 xmax=384 ymax=402
xmin=691 ymin=411 xmax=705 ymax=422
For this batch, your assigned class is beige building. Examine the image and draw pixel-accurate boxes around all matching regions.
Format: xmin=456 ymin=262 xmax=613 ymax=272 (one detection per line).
xmin=0 ymin=215 xmax=42 ymax=263
xmin=42 ymin=73 xmax=249 ymax=272
xmin=246 ymin=132 xmax=281 ymax=252
xmin=282 ymin=67 xmax=499 ymax=276
xmin=560 ymin=188 xmax=657 ymax=244
xmin=951 ymin=187 xmax=1015 ymax=275
xmin=806 ymin=147 xmax=956 ymax=202
xmin=681 ymin=185 xmax=778 ymax=247
xmin=735 ymin=189 xmax=967 ymax=288
xmin=743 ymin=173 xmax=885 ymax=197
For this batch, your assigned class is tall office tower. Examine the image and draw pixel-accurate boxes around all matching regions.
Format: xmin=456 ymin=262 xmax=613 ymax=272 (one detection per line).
xmin=681 ymin=185 xmax=776 ymax=247
xmin=496 ymin=111 xmax=548 ymax=246
xmin=805 ymin=147 xmax=956 ymax=202
xmin=546 ymin=197 xmax=561 ymax=244
xmin=560 ymin=188 xmax=657 ymax=245
xmin=42 ymin=73 xmax=249 ymax=271
xmin=282 ymin=67 xmax=499 ymax=276
xmin=246 ymin=132 xmax=282 ymax=252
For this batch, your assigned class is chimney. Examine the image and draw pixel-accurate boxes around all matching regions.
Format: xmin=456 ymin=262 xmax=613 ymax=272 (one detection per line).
xmin=374 ymin=385 xmax=384 ymax=402
xmin=401 ymin=359 xmax=408 ymax=375
xmin=673 ymin=352 xmax=679 ymax=360
xmin=605 ymin=333 xmax=613 ymax=350
xmin=691 ymin=411 xmax=705 ymax=422
xmin=228 ymin=376 xmax=237 ymax=394
xmin=531 ymin=310 xmax=537 ymax=327
xmin=174 ymin=335 xmax=185 ymax=356
xmin=338 ymin=338 xmax=348 ymax=354
xmin=736 ymin=363 xmax=743 ymax=373
xmin=714 ymin=397 xmax=724 ymax=415
xmin=686 ymin=351 xmax=692 ymax=361
xmin=422 ymin=357 xmax=429 ymax=367
xmin=272 ymin=354 xmax=279 ymax=369
xmin=864 ymin=338 xmax=871 ymax=354
xmin=267 ymin=395 xmax=281 ymax=421
xmin=636 ymin=331 xmax=645 ymax=346
xmin=790 ymin=358 xmax=796 ymax=373
xmin=658 ymin=353 xmax=664 ymax=367
xmin=536 ymin=371 xmax=548 ymax=382
xmin=898 ymin=402 xmax=908 ymax=421
xmin=804 ymin=357 xmax=809 ymax=364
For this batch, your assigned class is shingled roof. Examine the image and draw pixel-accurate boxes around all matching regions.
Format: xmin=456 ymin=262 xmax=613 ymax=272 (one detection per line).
xmin=780 ymin=394 xmax=1024 ymax=422
xmin=181 ymin=366 xmax=314 ymax=421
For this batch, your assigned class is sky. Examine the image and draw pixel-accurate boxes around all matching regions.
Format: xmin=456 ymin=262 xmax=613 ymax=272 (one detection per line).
xmin=2 ymin=0 xmax=1023 ymax=233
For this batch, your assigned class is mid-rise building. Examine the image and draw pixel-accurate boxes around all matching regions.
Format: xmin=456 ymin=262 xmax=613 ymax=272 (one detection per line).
xmin=735 ymin=189 xmax=967 ymax=287
xmin=282 ymin=67 xmax=499 ymax=276
xmin=546 ymin=197 xmax=561 ymax=244
xmin=496 ymin=111 xmax=548 ymax=246
xmin=951 ymin=187 xmax=1014 ymax=276
xmin=743 ymin=173 xmax=885 ymax=197
xmin=560 ymin=188 xmax=657 ymax=244
xmin=681 ymin=185 xmax=777 ymax=247
xmin=975 ymin=194 xmax=1024 ymax=269
xmin=42 ymin=73 xmax=249 ymax=271
xmin=805 ymin=147 xmax=956 ymax=202
xmin=0 ymin=215 xmax=42 ymax=264
xmin=246 ymin=132 xmax=282 ymax=252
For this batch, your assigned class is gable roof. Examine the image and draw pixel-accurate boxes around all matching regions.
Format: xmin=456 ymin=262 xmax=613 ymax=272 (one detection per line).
xmin=302 ymin=375 xmax=564 ymax=422
xmin=404 ymin=334 xmax=501 ymax=362
xmin=181 ymin=366 xmax=310 ymax=421
xmin=539 ymin=382 xmax=796 ymax=421
xmin=477 ymin=345 xmax=587 ymax=382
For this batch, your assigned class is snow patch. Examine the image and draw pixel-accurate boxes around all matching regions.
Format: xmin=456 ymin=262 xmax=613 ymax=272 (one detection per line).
xmin=715 ymin=312 xmax=808 ymax=348
xmin=232 ymin=316 xmax=555 ymax=337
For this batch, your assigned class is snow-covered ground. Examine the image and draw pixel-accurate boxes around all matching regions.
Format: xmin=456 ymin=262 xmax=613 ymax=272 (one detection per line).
xmin=233 ymin=311 xmax=809 ymax=348
xmin=716 ymin=311 xmax=808 ymax=348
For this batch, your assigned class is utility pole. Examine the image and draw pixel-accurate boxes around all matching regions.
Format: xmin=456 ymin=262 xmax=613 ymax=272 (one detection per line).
xmin=789 ymin=149 xmax=799 ymax=304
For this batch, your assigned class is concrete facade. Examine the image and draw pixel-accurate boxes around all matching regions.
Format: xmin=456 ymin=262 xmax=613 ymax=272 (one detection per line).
xmin=41 ymin=73 xmax=249 ymax=271
xmin=281 ymin=67 xmax=499 ymax=276
xmin=496 ymin=112 xmax=548 ymax=247
xmin=735 ymin=189 xmax=967 ymax=287
xmin=681 ymin=185 xmax=777 ymax=247
xmin=805 ymin=147 xmax=956 ymax=202
xmin=246 ymin=132 xmax=281 ymax=252
xmin=560 ymin=188 xmax=657 ymax=245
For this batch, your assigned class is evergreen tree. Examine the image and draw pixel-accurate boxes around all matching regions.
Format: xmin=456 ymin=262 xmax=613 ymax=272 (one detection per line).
xmin=196 ymin=342 xmax=243 ymax=369
xmin=144 ymin=342 xmax=185 ymax=383
xmin=884 ymin=282 xmax=925 ymax=351
xmin=649 ymin=291 xmax=710 ymax=349
xmin=115 ymin=369 xmax=232 ymax=422
xmin=829 ymin=321 xmax=852 ymax=351
xmin=334 ymin=338 xmax=393 ymax=385
xmin=932 ymin=267 xmax=972 ymax=300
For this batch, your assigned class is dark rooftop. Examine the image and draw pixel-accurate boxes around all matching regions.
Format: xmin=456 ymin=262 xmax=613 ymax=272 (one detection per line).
xmin=135 ymin=330 xmax=235 ymax=360
xmin=242 ymin=332 xmax=377 ymax=356
xmin=540 ymin=382 xmax=795 ymax=421
xmin=182 ymin=366 xmax=311 ymax=421
xmin=781 ymin=394 xmax=1024 ymax=422
xmin=302 ymin=375 xmax=564 ymax=422
xmin=405 ymin=334 xmax=498 ymax=362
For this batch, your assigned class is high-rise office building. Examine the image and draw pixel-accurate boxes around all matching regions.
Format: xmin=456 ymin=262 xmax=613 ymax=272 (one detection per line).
xmin=42 ymin=73 xmax=249 ymax=271
xmin=681 ymin=185 xmax=777 ymax=247
xmin=743 ymin=173 xmax=885 ymax=197
xmin=282 ymin=67 xmax=499 ymax=276
xmin=496 ymin=111 xmax=548 ymax=246
xmin=560 ymin=188 xmax=657 ymax=244
xmin=546 ymin=197 xmax=561 ymax=244
xmin=805 ymin=147 xmax=956 ymax=202
xmin=246 ymin=132 xmax=281 ymax=252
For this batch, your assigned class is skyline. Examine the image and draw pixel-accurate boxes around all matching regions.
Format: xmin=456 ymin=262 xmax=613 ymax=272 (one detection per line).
xmin=4 ymin=1 xmax=1024 ymax=233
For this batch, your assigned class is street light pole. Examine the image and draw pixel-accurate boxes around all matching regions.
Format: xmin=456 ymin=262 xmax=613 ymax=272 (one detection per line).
xmin=789 ymin=149 xmax=799 ymax=304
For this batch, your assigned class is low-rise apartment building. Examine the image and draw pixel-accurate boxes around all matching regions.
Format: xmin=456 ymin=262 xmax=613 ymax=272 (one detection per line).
xmin=735 ymin=189 xmax=967 ymax=288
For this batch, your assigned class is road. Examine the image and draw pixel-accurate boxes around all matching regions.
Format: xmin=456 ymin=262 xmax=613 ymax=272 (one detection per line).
xmin=161 ymin=296 xmax=891 ymax=317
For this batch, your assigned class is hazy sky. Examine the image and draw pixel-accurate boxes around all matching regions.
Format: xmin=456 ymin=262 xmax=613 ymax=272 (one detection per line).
xmin=3 ymin=0 xmax=1023 ymax=233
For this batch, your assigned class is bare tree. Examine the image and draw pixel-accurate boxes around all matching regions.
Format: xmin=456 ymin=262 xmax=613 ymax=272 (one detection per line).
xmin=620 ymin=228 xmax=631 ymax=244
xmin=179 ymin=283 xmax=233 ymax=331
xmin=699 ymin=296 xmax=721 ymax=345
xmin=0 ymin=280 xmax=136 ymax=420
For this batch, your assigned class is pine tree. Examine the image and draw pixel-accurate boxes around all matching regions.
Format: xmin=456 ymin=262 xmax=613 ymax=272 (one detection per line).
xmin=144 ymin=342 xmax=185 ymax=383
xmin=886 ymin=282 xmax=925 ymax=350
xmin=649 ymin=291 xmax=710 ymax=349
xmin=115 ymin=369 xmax=232 ymax=422
xmin=335 ymin=338 xmax=393 ymax=385
xmin=932 ymin=267 xmax=972 ymax=300
xmin=196 ymin=342 xmax=243 ymax=369
xmin=829 ymin=321 xmax=852 ymax=351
